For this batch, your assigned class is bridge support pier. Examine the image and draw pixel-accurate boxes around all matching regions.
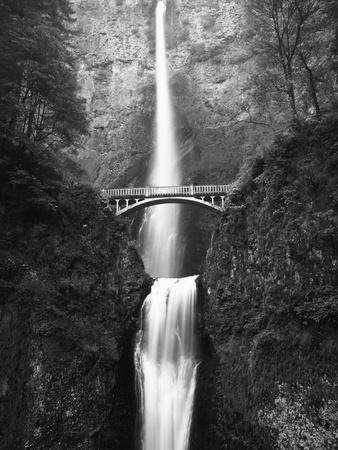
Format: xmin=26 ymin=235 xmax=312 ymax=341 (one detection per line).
xmin=211 ymin=196 xmax=215 ymax=205
xmin=115 ymin=199 xmax=120 ymax=212
xmin=221 ymin=196 xmax=225 ymax=209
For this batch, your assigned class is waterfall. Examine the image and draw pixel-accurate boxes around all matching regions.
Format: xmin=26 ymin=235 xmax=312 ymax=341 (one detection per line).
xmin=135 ymin=277 xmax=198 ymax=450
xmin=141 ymin=0 xmax=182 ymax=278
xmin=136 ymin=2 xmax=198 ymax=450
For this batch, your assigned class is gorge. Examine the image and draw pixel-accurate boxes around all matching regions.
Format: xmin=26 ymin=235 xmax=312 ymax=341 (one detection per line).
xmin=0 ymin=0 xmax=337 ymax=449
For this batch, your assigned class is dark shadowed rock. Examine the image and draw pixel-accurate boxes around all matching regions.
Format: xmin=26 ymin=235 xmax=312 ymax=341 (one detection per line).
xmin=199 ymin=117 xmax=338 ymax=449
xmin=0 ymin=141 xmax=151 ymax=449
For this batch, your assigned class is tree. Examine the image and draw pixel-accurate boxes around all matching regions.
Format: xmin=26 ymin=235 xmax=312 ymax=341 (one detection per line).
xmin=329 ymin=0 xmax=338 ymax=103
xmin=247 ymin=0 xmax=335 ymax=125
xmin=0 ymin=0 xmax=87 ymax=149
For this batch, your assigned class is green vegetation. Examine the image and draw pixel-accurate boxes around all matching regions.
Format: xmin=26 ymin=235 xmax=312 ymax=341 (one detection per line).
xmin=202 ymin=115 xmax=338 ymax=449
xmin=0 ymin=1 xmax=337 ymax=448
xmin=0 ymin=0 xmax=87 ymax=149
xmin=215 ymin=0 xmax=338 ymax=179
xmin=241 ymin=0 xmax=337 ymax=129
xmin=0 ymin=2 xmax=149 ymax=447
xmin=0 ymin=141 xmax=150 ymax=449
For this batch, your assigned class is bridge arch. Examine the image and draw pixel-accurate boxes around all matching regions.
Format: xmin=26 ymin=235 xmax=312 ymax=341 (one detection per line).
xmin=114 ymin=196 xmax=223 ymax=216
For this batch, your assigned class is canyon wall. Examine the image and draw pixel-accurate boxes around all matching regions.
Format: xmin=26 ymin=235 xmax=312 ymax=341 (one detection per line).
xmin=197 ymin=116 xmax=338 ymax=449
xmin=69 ymin=0 xmax=261 ymax=275
xmin=70 ymin=0 xmax=257 ymax=188
xmin=0 ymin=142 xmax=151 ymax=449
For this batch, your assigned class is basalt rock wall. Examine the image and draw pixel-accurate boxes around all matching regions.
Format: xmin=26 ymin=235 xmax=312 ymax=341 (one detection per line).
xmin=69 ymin=0 xmax=256 ymax=275
xmin=70 ymin=0 xmax=253 ymax=188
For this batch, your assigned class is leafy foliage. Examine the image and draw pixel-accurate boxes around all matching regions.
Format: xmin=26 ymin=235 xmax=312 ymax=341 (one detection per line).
xmin=203 ymin=115 xmax=338 ymax=449
xmin=259 ymin=383 xmax=338 ymax=449
xmin=241 ymin=0 xmax=336 ymax=129
xmin=0 ymin=140 xmax=150 ymax=449
xmin=0 ymin=0 xmax=87 ymax=149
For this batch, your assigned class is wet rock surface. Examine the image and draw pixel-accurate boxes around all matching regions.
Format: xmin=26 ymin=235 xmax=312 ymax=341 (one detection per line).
xmin=69 ymin=0 xmax=250 ymax=188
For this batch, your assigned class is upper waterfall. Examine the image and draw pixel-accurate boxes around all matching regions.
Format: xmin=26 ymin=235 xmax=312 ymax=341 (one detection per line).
xmin=153 ymin=0 xmax=180 ymax=188
xmin=140 ymin=0 xmax=182 ymax=278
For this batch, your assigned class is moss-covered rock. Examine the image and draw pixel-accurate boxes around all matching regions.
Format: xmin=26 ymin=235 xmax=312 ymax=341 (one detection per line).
xmin=201 ymin=116 xmax=338 ymax=449
xmin=0 ymin=141 xmax=151 ymax=449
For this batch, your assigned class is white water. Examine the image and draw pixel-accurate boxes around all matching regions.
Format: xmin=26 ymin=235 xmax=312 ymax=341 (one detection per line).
xmin=135 ymin=2 xmax=198 ymax=450
xmin=141 ymin=0 xmax=182 ymax=278
xmin=135 ymin=277 xmax=198 ymax=450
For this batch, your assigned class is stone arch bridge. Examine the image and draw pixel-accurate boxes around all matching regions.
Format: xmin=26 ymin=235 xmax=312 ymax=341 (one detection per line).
xmin=101 ymin=184 xmax=233 ymax=216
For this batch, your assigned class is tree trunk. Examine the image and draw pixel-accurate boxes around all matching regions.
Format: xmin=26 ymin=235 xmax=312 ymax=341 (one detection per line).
xmin=333 ymin=6 xmax=338 ymax=102
xmin=298 ymin=52 xmax=321 ymax=117
xmin=26 ymin=92 xmax=36 ymax=139
xmin=286 ymin=71 xmax=300 ymax=128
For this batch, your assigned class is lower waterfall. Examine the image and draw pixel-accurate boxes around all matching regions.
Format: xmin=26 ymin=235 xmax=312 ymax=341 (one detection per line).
xmin=135 ymin=277 xmax=198 ymax=450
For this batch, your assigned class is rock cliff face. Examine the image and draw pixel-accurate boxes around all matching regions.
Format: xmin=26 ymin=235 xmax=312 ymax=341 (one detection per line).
xmin=0 ymin=141 xmax=151 ymax=449
xmin=70 ymin=0 xmax=257 ymax=274
xmin=199 ymin=116 xmax=338 ymax=449
xmin=70 ymin=0 xmax=253 ymax=188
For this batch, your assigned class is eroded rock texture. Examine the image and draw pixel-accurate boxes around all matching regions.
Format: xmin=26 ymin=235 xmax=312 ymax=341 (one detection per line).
xmin=69 ymin=0 xmax=261 ymax=275
xmin=70 ymin=0 xmax=252 ymax=188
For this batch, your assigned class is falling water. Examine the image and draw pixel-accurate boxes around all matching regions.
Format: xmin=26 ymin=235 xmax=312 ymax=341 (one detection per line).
xmin=141 ymin=0 xmax=182 ymax=278
xmin=136 ymin=2 xmax=198 ymax=450
xmin=135 ymin=277 xmax=198 ymax=450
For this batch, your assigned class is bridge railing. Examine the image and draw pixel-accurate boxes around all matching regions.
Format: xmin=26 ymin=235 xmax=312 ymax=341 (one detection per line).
xmin=101 ymin=184 xmax=230 ymax=199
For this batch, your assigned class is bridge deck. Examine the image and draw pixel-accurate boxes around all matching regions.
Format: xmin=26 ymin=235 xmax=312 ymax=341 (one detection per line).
xmin=101 ymin=184 xmax=230 ymax=199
